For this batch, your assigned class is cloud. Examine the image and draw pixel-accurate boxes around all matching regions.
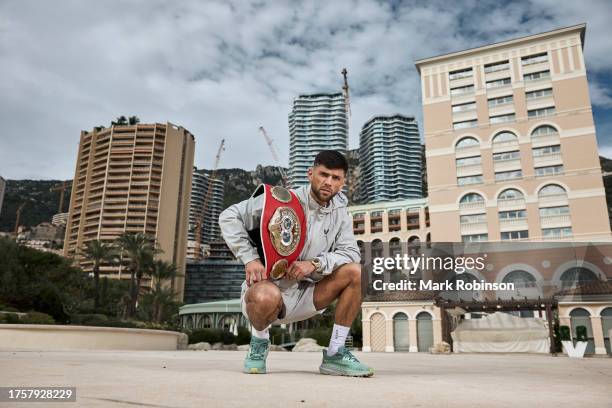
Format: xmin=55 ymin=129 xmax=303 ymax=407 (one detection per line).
xmin=0 ymin=0 xmax=611 ymax=179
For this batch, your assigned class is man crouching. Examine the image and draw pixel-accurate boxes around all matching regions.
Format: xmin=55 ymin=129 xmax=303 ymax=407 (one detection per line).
xmin=218 ymin=150 xmax=373 ymax=377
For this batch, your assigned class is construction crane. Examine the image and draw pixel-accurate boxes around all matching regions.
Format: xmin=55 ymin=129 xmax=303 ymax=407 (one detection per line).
xmin=194 ymin=139 xmax=225 ymax=260
xmin=341 ymin=68 xmax=351 ymax=118
xmin=259 ymin=126 xmax=289 ymax=188
xmin=50 ymin=181 xmax=72 ymax=213
xmin=14 ymin=203 xmax=25 ymax=239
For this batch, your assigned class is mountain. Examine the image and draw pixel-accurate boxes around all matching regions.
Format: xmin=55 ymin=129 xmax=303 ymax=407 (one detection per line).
xmin=0 ymin=180 xmax=71 ymax=232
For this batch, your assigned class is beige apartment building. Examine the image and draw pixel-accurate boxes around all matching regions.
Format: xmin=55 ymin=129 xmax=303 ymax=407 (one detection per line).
xmin=63 ymin=123 xmax=195 ymax=301
xmin=415 ymin=24 xmax=611 ymax=243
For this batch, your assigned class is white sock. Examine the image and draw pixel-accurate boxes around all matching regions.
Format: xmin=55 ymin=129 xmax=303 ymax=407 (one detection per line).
xmin=251 ymin=326 xmax=270 ymax=340
xmin=327 ymin=324 xmax=350 ymax=356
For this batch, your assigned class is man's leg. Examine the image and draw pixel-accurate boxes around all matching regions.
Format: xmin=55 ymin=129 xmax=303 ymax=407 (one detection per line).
xmin=242 ymin=281 xmax=283 ymax=374
xmin=313 ymin=263 xmax=373 ymax=377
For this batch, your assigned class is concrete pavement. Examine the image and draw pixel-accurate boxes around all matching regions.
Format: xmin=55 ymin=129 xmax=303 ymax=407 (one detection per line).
xmin=1 ymin=349 xmax=611 ymax=407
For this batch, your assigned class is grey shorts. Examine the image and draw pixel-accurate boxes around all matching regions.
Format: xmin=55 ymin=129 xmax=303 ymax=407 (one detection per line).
xmin=240 ymin=280 xmax=325 ymax=325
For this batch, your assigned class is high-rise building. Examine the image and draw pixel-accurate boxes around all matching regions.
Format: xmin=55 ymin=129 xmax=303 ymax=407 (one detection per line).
xmin=359 ymin=115 xmax=423 ymax=202
xmin=186 ymin=169 xmax=225 ymax=259
xmin=415 ymin=23 xmax=611 ymax=242
xmin=0 ymin=176 xmax=5 ymax=217
xmin=288 ymin=92 xmax=348 ymax=187
xmin=63 ymin=122 xmax=195 ymax=300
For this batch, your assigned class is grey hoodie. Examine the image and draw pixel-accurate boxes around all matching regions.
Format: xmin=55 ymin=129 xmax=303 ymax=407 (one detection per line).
xmin=218 ymin=184 xmax=360 ymax=282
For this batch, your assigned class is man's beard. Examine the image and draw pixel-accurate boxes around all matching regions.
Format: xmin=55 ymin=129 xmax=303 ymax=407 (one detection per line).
xmin=312 ymin=185 xmax=337 ymax=203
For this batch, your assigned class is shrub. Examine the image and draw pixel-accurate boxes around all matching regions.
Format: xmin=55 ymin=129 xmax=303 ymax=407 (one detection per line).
xmin=0 ymin=313 xmax=21 ymax=324
xmin=575 ymin=325 xmax=588 ymax=342
xmin=221 ymin=331 xmax=236 ymax=345
xmin=70 ymin=314 xmax=109 ymax=326
xmin=559 ymin=325 xmax=571 ymax=341
xmin=21 ymin=312 xmax=55 ymax=325
xmin=304 ymin=327 xmax=332 ymax=346
xmin=236 ymin=326 xmax=250 ymax=345
xmin=189 ymin=329 xmax=223 ymax=344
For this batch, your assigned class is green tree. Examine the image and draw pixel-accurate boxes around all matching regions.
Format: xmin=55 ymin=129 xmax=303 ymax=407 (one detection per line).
xmin=147 ymin=260 xmax=182 ymax=323
xmin=115 ymin=233 xmax=158 ymax=318
xmin=128 ymin=116 xmax=140 ymax=125
xmin=112 ymin=116 xmax=128 ymax=126
xmin=80 ymin=240 xmax=117 ymax=310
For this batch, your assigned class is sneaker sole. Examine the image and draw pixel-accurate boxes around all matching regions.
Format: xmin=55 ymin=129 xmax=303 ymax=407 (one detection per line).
xmin=244 ymin=367 xmax=266 ymax=374
xmin=319 ymin=365 xmax=374 ymax=377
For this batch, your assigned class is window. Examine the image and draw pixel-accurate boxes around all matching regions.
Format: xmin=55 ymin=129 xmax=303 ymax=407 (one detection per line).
xmin=449 ymin=68 xmax=473 ymax=80
xmin=452 ymin=102 xmax=476 ymax=113
xmin=460 ymin=193 xmax=485 ymax=203
xmin=526 ymin=88 xmax=553 ymax=100
xmin=539 ymin=206 xmax=569 ymax=217
xmin=531 ymin=125 xmax=558 ymax=137
xmin=522 ymin=53 xmax=548 ymax=66
xmin=533 ymin=145 xmax=560 ymax=157
xmin=453 ymin=119 xmax=478 ymax=130
xmin=456 ymin=156 xmax=482 ymax=167
xmin=462 ymin=233 xmax=488 ymax=243
xmin=460 ymin=213 xmax=487 ymax=224
xmin=539 ymin=184 xmax=566 ymax=197
xmin=501 ymin=230 xmax=529 ymax=240
xmin=371 ymin=211 xmax=383 ymax=218
xmin=484 ymin=60 xmax=509 ymax=73
xmin=486 ymin=77 xmax=511 ymax=89
xmin=524 ymin=70 xmax=550 ymax=82
xmin=495 ymin=170 xmax=522 ymax=181
xmin=488 ymin=95 xmax=513 ymax=107
xmin=457 ymin=175 xmax=483 ymax=185
xmin=499 ymin=209 xmax=527 ymax=220
xmin=542 ymin=227 xmax=572 ymax=238
xmin=456 ymin=137 xmax=480 ymax=149
xmin=498 ymin=188 xmax=524 ymax=200
xmin=492 ymin=131 xmax=518 ymax=144
xmin=535 ymin=165 xmax=563 ymax=177
xmin=493 ymin=150 xmax=521 ymax=162
xmin=528 ymin=106 xmax=555 ymax=118
xmin=450 ymin=85 xmax=475 ymax=95
xmin=490 ymin=113 xmax=516 ymax=124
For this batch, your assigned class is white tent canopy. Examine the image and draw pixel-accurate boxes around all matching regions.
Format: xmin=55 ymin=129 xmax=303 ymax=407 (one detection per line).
xmin=451 ymin=312 xmax=550 ymax=353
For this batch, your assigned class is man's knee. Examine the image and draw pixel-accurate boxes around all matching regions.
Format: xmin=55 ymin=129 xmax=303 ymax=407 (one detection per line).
xmin=341 ymin=262 xmax=361 ymax=285
xmin=246 ymin=281 xmax=282 ymax=307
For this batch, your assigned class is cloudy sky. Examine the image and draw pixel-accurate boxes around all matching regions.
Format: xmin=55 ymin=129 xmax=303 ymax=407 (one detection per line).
xmin=1 ymin=0 xmax=611 ymax=179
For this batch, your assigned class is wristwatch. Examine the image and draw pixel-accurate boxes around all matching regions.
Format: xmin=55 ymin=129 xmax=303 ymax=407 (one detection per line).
xmin=310 ymin=257 xmax=323 ymax=273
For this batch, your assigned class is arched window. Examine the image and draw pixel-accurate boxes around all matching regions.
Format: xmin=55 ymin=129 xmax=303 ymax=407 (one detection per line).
xmin=531 ymin=125 xmax=558 ymax=137
xmin=393 ymin=313 xmax=410 ymax=352
xmin=456 ymin=137 xmax=479 ymax=149
xmin=492 ymin=131 xmax=518 ymax=144
xmin=503 ymin=270 xmax=536 ymax=288
xmin=538 ymin=184 xmax=566 ymax=198
xmin=560 ymin=267 xmax=598 ymax=289
xmin=460 ymin=193 xmax=485 ymax=203
xmin=372 ymin=239 xmax=383 ymax=259
xmin=498 ymin=188 xmax=524 ymax=200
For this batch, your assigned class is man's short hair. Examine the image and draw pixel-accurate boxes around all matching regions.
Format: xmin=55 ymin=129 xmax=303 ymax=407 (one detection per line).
xmin=313 ymin=150 xmax=348 ymax=175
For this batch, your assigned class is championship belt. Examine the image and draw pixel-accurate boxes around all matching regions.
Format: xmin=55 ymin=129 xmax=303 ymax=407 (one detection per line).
xmin=256 ymin=184 xmax=306 ymax=280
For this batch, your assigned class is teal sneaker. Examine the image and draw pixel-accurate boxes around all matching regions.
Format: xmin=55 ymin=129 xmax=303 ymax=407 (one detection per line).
xmin=319 ymin=346 xmax=374 ymax=377
xmin=244 ymin=337 xmax=269 ymax=374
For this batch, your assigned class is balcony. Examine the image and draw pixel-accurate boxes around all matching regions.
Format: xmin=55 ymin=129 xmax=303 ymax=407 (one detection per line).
xmin=540 ymin=214 xmax=571 ymax=228
xmin=456 ymin=164 xmax=483 ymax=177
xmin=455 ymin=145 xmax=481 ymax=158
xmin=497 ymin=198 xmax=526 ymax=210
xmin=492 ymin=140 xmax=519 ymax=153
xmin=460 ymin=221 xmax=488 ymax=234
xmin=499 ymin=218 xmax=528 ymax=230
xmin=538 ymin=193 xmax=568 ymax=206
xmin=459 ymin=201 xmax=485 ymax=212
xmin=494 ymin=159 xmax=522 ymax=172
xmin=533 ymin=152 xmax=562 ymax=167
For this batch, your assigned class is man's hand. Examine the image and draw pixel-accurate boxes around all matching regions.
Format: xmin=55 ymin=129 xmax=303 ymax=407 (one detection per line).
xmin=245 ymin=259 xmax=265 ymax=286
xmin=284 ymin=260 xmax=316 ymax=281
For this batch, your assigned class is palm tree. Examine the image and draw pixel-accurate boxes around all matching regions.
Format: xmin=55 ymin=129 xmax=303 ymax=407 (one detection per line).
xmin=128 ymin=116 xmax=140 ymax=125
xmin=115 ymin=233 xmax=159 ymax=318
xmin=112 ymin=116 xmax=128 ymax=126
xmin=81 ymin=240 xmax=117 ymax=310
xmin=147 ymin=261 xmax=183 ymax=323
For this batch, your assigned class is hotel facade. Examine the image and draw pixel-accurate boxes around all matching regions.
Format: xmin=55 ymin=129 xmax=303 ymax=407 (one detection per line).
xmin=63 ymin=122 xmax=195 ymax=301
xmin=415 ymin=23 xmax=610 ymax=243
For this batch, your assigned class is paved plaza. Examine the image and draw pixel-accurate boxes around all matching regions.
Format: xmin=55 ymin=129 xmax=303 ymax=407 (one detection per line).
xmin=1 ymin=349 xmax=611 ymax=407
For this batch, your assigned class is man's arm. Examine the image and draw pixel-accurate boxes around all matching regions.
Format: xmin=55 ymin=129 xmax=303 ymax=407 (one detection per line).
xmin=317 ymin=208 xmax=361 ymax=276
xmin=218 ymin=194 xmax=263 ymax=266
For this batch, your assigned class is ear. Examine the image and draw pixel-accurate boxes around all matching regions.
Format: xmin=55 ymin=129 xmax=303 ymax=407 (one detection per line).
xmin=307 ymin=167 xmax=313 ymax=180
